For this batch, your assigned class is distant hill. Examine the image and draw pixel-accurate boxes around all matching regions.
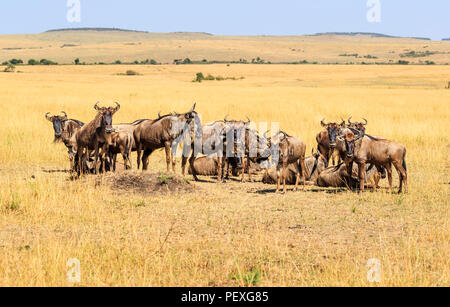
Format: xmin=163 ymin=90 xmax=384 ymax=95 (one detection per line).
xmin=443 ymin=38 xmax=450 ymax=41
xmin=46 ymin=27 xmax=149 ymax=33
xmin=312 ymin=32 xmax=431 ymax=40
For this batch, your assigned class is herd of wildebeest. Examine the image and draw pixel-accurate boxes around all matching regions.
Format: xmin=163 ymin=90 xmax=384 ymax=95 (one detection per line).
xmin=45 ymin=102 xmax=408 ymax=193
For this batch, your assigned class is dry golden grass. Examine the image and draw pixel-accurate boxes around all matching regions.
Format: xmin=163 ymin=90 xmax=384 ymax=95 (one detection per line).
xmin=1 ymin=30 xmax=449 ymax=64
xmin=0 ymin=64 xmax=449 ymax=286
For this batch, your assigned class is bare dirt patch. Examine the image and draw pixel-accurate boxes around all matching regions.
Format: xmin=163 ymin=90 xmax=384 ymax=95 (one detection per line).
xmin=99 ymin=171 xmax=195 ymax=194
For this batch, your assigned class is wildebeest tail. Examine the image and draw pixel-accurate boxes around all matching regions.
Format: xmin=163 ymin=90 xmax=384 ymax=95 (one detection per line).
xmin=402 ymin=148 xmax=407 ymax=171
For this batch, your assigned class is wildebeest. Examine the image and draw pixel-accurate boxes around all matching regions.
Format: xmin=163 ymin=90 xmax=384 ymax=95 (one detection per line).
xmin=336 ymin=128 xmax=407 ymax=193
xmin=108 ymin=131 xmax=134 ymax=171
xmin=134 ymin=104 xmax=199 ymax=172
xmin=182 ymin=119 xmax=228 ymax=181
xmin=316 ymin=162 xmax=382 ymax=189
xmin=316 ymin=119 xmax=346 ymax=166
xmin=46 ymin=111 xmax=84 ymax=170
xmin=347 ymin=117 xmax=367 ymax=135
xmin=71 ymin=102 xmax=120 ymax=175
xmin=267 ymin=131 xmax=307 ymax=193
xmin=262 ymin=150 xmax=327 ymax=185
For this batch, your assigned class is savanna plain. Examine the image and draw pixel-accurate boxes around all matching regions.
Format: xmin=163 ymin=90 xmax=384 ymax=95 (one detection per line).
xmin=0 ymin=63 xmax=448 ymax=286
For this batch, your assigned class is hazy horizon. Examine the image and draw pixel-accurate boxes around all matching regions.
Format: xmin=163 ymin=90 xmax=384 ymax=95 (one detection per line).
xmin=0 ymin=0 xmax=449 ymax=40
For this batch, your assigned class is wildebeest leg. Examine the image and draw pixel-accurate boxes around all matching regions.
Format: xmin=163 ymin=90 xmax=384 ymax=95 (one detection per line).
xmin=136 ymin=143 xmax=142 ymax=170
xmin=276 ymin=169 xmax=281 ymax=193
xmin=77 ymin=147 xmax=83 ymax=177
xmin=393 ymin=161 xmax=407 ymax=194
xmin=241 ymin=157 xmax=247 ymax=183
xmin=359 ymin=162 xmax=366 ymax=192
xmin=164 ymin=142 xmax=171 ymax=173
xmin=181 ymin=156 xmax=188 ymax=176
xmin=142 ymin=149 xmax=153 ymax=171
xmin=217 ymin=156 xmax=224 ymax=182
xmin=188 ymin=153 xmax=199 ymax=181
xmin=171 ymin=152 xmax=176 ymax=173
xmin=282 ymin=161 xmax=288 ymax=194
xmin=385 ymin=163 xmax=393 ymax=193
xmin=300 ymin=156 xmax=307 ymax=190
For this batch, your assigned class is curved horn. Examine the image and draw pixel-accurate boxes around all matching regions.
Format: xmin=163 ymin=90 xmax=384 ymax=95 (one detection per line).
xmin=348 ymin=117 xmax=353 ymax=125
xmin=263 ymin=130 xmax=270 ymax=139
xmin=246 ymin=116 xmax=251 ymax=124
xmin=190 ymin=103 xmax=197 ymax=112
xmin=45 ymin=112 xmax=52 ymax=122
xmin=61 ymin=111 xmax=68 ymax=120
xmin=224 ymin=115 xmax=229 ymax=122
xmin=363 ymin=118 xmax=368 ymax=126
xmin=113 ymin=102 xmax=121 ymax=112
xmin=94 ymin=102 xmax=101 ymax=111
xmin=158 ymin=112 xmax=162 ymax=118
xmin=321 ymin=119 xmax=327 ymax=127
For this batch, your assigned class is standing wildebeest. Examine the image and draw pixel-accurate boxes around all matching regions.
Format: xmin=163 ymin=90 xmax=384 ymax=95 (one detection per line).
xmin=72 ymin=102 xmax=120 ymax=175
xmin=46 ymin=112 xmax=84 ymax=170
xmin=262 ymin=150 xmax=327 ymax=185
xmin=266 ymin=131 xmax=307 ymax=193
xmin=316 ymin=119 xmax=345 ymax=166
xmin=336 ymin=128 xmax=407 ymax=193
xmin=134 ymin=104 xmax=199 ymax=172
xmin=108 ymin=131 xmax=134 ymax=171
xmin=182 ymin=119 xmax=229 ymax=182
xmin=347 ymin=117 xmax=367 ymax=135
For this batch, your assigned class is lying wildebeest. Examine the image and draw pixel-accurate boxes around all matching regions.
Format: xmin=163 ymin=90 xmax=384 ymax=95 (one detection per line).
xmin=316 ymin=119 xmax=345 ymax=166
xmin=262 ymin=150 xmax=327 ymax=185
xmin=265 ymin=131 xmax=307 ymax=193
xmin=134 ymin=104 xmax=199 ymax=172
xmin=108 ymin=131 xmax=134 ymax=171
xmin=316 ymin=162 xmax=382 ymax=189
xmin=336 ymin=128 xmax=407 ymax=193
xmin=71 ymin=102 xmax=120 ymax=175
xmin=191 ymin=155 xmax=262 ymax=178
xmin=46 ymin=111 xmax=84 ymax=170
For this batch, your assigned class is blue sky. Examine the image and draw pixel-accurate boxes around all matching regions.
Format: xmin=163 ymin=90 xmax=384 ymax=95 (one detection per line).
xmin=1 ymin=0 xmax=449 ymax=40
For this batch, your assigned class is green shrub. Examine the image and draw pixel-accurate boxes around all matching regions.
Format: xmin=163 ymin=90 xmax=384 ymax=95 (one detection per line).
xmin=115 ymin=60 xmax=122 ymax=64
xmin=74 ymin=58 xmax=80 ymax=65
xmin=9 ymin=59 xmax=23 ymax=65
xmin=40 ymin=59 xmax=57 ymax=65
xmin=194 ymin=72 xmax=205 ymax=82
xmin=398 ymin=60 xmax=409 ymax=65
xmin=183 ymin=58 xmax=192 ymax=64
xmin=28 ymin=59 xmax=39 ymax=65
xmin=3 ymin=63 xmax=15 ymax=72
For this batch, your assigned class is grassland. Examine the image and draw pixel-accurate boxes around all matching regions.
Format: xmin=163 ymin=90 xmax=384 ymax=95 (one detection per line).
xmin=0 ymin=64 xmax=449 ymax=286
xmin=1 ymin=30 xmax=450 ymax=65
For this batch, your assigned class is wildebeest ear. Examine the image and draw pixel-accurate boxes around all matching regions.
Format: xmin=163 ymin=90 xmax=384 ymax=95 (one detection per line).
xmin=320 ymin=119 xmax=327 ymax=127
xmin=190 ymin=103 xmax=196 ymax=112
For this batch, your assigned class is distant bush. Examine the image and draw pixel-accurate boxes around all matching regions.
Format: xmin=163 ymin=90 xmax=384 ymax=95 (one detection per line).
xmin=74 ymin=58 xmax=80 ymax=65
xmin=425 ymin=60 xmax=435 ymax=65
xmin=114 ymin=60 xmax=122 ymax=64
xmin=194 ymin=72 xmax=205 ymax=82
xmin=40 ymin=59 xmax=58 ymax=65
xmin=28 ymin=59 xmax=39 ymax=65
xmin=398 ymin=60 xmax=409 ymax=65
xmin=3 ymin=63 xmax=16 ymax=72
xmin=193 ymin=72 xmax=244 ymax=82
xmin=183 ymin=58 xmax=192 ymax=64
xmin=9 ymin=59 xmax=23 ymax=65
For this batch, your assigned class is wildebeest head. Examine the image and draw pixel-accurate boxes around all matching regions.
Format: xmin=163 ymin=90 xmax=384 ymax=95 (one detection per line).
xmin=337 ymin=128 xmax=362 ymax=159
xmin=94 ymin=102 xmax=120 ymax=133
xmin=321 ymin=119 xmax=345 ymax=148
xmin=46 ymin=111 xmax=68 ymax=141
xmin=347 ymin=117 xmax=367 ymax=135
